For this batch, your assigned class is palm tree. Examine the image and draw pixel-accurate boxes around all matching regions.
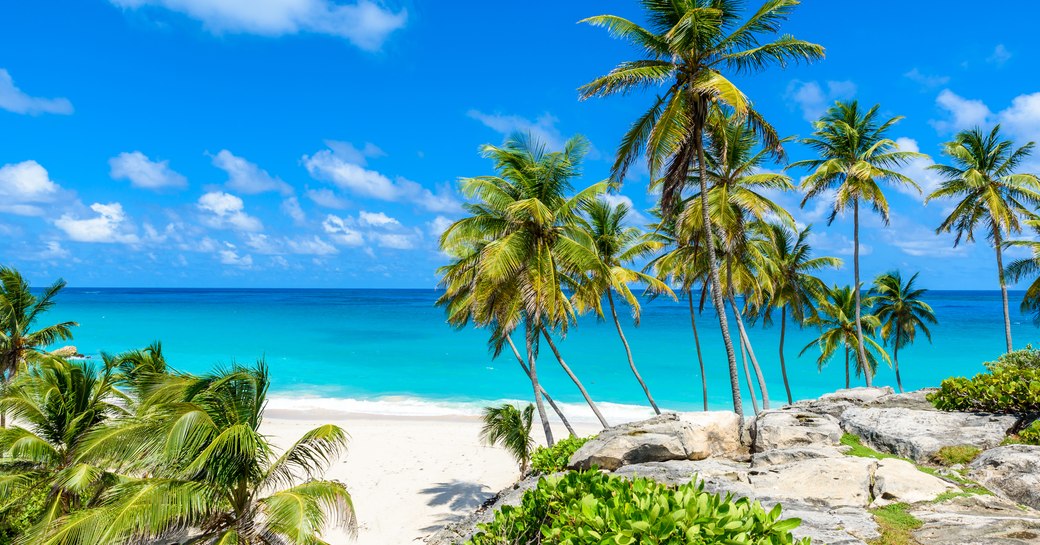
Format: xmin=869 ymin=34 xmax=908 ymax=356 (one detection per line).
xmin=801 ymin=285 xmax=890 ymax=389
xmin=756 ymin=222 xmax=840 ymax=403
xmin=581 ymin=0 xmax=823 ymax=415
xmin=41 ymin=362 xmax=357 ymax=545
xmin=0 ymin=356 xmax=125 ymax=534
xmin=926 ymin=125 xmax=1040 ymax=353
xmin=869 ymin=271 xmax=937 ymax=393
xmin=792 ymin=101 xmax=924 ymax=387
xmin=479 ymin=403 xmax=535 ymax=473
xmin=439 ymin=134 xmax=611 ymax=441
xmin=575 ymin=198 xmax=673 ymax=414
xmin=1005 ymin=220 xmax=1040 ymax=326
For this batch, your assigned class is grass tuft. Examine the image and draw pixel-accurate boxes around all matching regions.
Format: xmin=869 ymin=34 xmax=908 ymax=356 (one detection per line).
xmin=934 ymin=445 xmax=981 ymax=466
xmin=869 ymin=503 xmax=923 ymax=545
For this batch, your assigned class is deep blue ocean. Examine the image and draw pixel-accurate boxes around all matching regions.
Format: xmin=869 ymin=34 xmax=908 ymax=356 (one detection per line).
xmin=43 ymin=288 xmax=1038 ymax=419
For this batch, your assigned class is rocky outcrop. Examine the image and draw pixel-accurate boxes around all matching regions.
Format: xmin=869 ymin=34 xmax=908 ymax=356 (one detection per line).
xmin=969 ymin=444 xmax=1040 ymax=509
xmin=790 ymin=387 xmax=894 ymax=418
xmin=910 ymin=494 xmax=1040 ymax=545
xmin=751 ymin=446 xmax=846 ymax=467
xmin=840 ymin=407 xmax=1017 ymax=462
xmin=568 ymin=413 xmax=711 ymax=470
xmin=870 ymin=458 xmax=955 ymax=506
xmin=750 ymin=457 xmax=877 ymax=508
xmin=751 ymin=409 xmax=842 ymax=453
xmin=677 ymin=411 xmax=745 ymax=457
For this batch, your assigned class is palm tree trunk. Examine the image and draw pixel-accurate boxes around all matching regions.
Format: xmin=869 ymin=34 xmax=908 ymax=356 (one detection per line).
xmin=727 ymin=292 xmax=770 ymax=410
xmin=853 ymin=198 xmax=872 ymax=387
xmin=607 ymin=291 xmax=660 ymax=414
xmin=739 ymin=335 xmax=759 ymax=414
xmin=994 ymin=227 xmax=1014 ymax=353
xmin=695 ymin=131 xmax=743 ymax=417
xmin=505 ymin=335 xmax=576 ymax=436
xmin=894 ymin=341 xmax=903 ymax=394
xmin=526 ymin=320 xmax=554 ymax=446
xmin=844 ymin=347 xmax=850 ymax=389
xmin=688 ymin=291 xmax=708 ymax=411
xmin=779 ymin=306 xmax=793 ymax=404
xmin=541 ymin=329 xmax=610 ymax=429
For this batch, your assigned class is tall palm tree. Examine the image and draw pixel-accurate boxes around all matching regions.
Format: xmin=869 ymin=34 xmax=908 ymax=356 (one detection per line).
xmin=792 ymin=101 xmax=924 ymax=386
xmin=926 ymin=125 xmax=1040 ymax=353
xmin=575 ymin=198 xmax=673 ymax=414
xmin=479 ymin=403 xmax=535 ymax=474
xmin=801 ymin=285 xmax=889 ymax=389
xmin=581 ymin=0 xmax=823 ymax=415
xmin=439 ymin=134 xmax=611 ymax=441
xmin=756 ymin=222 xmax=840 ymax=403
xmin=870 ymin=271 xmax=937 ymax=393
xmin=42 ymin=363 xmax=356 ymax=545
xmin=1006 ymin=220 xmax=1040 ymax=326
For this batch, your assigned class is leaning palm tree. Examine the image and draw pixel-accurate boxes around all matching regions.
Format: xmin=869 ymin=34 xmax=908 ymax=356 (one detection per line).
xmin=926 ymin=125 xmax=1040 ymax=353
xmin=37 ymin=362 xmax=356 ymax=545
xmin=581 ymin=0 xmax=823 ymax=415
xmin=801 ymin=285 xmax=890 ymax=389
xmin=574 ymin=198 xmax=674 ymax=414
xmin=1006 ymin=220 xmax=1040 ymax=326
xmin=479 ymin=403 xmax=535 ymax=474
xmin=755 ymin=222 xmax=840 ymax=403
xmin=870 ymin=271 xmax=937 ymax=393
xmin=791 ymin=101 xmax=924 ymax=386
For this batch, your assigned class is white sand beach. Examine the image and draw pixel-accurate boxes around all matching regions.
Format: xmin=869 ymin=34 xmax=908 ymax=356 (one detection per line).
xmin=262 ymin=408 xmax=600 ymax=545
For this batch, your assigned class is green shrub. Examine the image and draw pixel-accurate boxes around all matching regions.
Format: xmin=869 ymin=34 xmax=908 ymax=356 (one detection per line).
xmin=1005 ymin=420 xmax=1040 ymax=446
xmin=926 ymin=364 xmax=1040 ymax=415
xmin=934 ymin=445 xmax=982 ymax=466
xmin=468 ymin=470 xmax=809 ymax=545
xmin=530 ymin=435 xmax=590 ymax=473
xmin=0 ymin=482 xmax=48 ymax=545
xmin=983 ymin=345 xmax=1040 ymax=373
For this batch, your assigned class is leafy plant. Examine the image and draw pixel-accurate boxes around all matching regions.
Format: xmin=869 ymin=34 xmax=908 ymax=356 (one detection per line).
xmin=468 ymin=470 xmax=808 ymax=545
xmin=1005 ymin=420 xmax=1040 ymax=446
xmin=479 ymin=404 xmax=535 ymax=473
xmin=530 ymin=435 xmax=590 ymax=474
xmin=983 ymin=345 xmax=1040 ymax=373
xmin=927 ymin=361 xmax=1040 ymax=415
xmin=934 ymin=445 xmax=981 ymax=466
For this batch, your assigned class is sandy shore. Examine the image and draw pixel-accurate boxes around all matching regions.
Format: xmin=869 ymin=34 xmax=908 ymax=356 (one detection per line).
xmin=261 ymin=409 xmax=599 ymax=545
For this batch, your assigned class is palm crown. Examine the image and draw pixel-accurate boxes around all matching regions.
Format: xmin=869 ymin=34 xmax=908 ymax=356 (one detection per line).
xmin=0 ymin=267 xmax=78 ymax=381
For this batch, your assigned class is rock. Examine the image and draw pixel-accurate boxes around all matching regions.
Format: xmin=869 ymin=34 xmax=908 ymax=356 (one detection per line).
xmin=969 ymin=444 xmax=1040 ymax=509
xmin=910 ymin=494 xmax=1040 ymax=545
xmin=676 ymin=411 xmax=745 ymax=457
xmin=870 ymin=458 xmax=956 ymax=506
xmin=791 ymin=387 xmax=894 ymax=418
xmin=614 ymin=459 xmax=754 ymax=498
xmin=840 ymin=408 xmax=1017 ymax=462
xmin=762 ymin=501 xmax=879 ymax=545
xmin=750 ymin=457 xmax=877 ymax=508
xmin=568 ymin=413 xmax=709 ymax=471
xmin=751 ymin=446 xmax=845 ymax=467
xmin=424 ymin=474 xmax=546 ymax=545
xmin=752 ymin=409 xmax=842 ymax=453
xmin=867 ymin=388 xmax=939 ymax=411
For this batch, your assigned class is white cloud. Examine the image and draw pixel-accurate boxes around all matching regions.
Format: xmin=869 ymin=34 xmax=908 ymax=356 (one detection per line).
xmin=904 ymin=68 xmax=949 ymax=88
xmin=998 ymin=92 xmax=1040 ymax=144
xmin=358 ymin=210 xmax=399 ymax=227
xmin=303 ymin=144 xmax=460 ymax=213
xmin=467 ymin=110 xmax=566 ymax=150
xmin=197 ymin=191 xmax=264 ymax=232
xmin=109 ymin=0 xmax=406 ymax=51
xmin=931 ymin=89 xmax=993 ymax=133
xmin=321 ymin=211 xmax=420 ymax=249
xmin=427 ymin=215 xmax=454 ymax=238
xmin=0 ymin=69 xmax=73 ymax=115
xmin=211 ymin=150 xmax=292 ymax=195
xmin=806 ymin=230 xmax=870 ymax=258
xmin=600 ymin=192 xmax=651 ymax=225
xmin=109 ymin=151 xmax=187 ymax=190
xmin=368 ymin=232 xmax=416 ymax=249
xmin=892 ymin=137 xmax=943 ymax=200
xmin=988 ymin=44 xmax=1012 ymax=66
xmin=324 ymin=140 xmax=385 ymax=166
xmin=883 ymin=214 xmax=966 ymax=258
xmin=281 ymin=196 xmax=305 ymax=223
xmin=34 ymin=241 xmax=71 ymax=261
xmin=0 ymin=160 xmax=61 ymax=215
xmin=55 ymin=202 xmax=140 ymax=243
xmin=246 ymin=233 xmax=337 ymax=255
xmin=322 ymin=214 xmax=364 ymax=246
xmin=286 ymin=236 xmax=337 ymax=255
xmin=784 ymin=80 xmax=857 ymax=122
xmin=218 ymin=246 xmax=253 ymax=267
xmin=305 ymin=187 xmax=350 ymax=209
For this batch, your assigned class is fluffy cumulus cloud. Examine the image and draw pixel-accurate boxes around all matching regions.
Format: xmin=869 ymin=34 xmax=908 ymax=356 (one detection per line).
xmin=303 ymin=143 xmax=460 ymax=213
xmin=305 ymin=187 xmax=350 ymax=209
xmin=108 ymin=0 xmax=407 ymax=51
xmin=784 ymin=80 xmax=857 ymax=122
xmin=467 ymin=110 xmax=566 ymax=150
xmin=322 ymin=214 xmax=364 ymax=246
xmin=426 ymin=215 xmax=454 ymax=237
xmin=218 ymin=244 xmax=253 ymax=267
xmin=998 ymin=92 xmax=1040 ymax=143
xmin=931 ymin=89 xmax=993 ymax=133
xmin=196 ymin=191 xmax=263 ymax=232
xmin=281 ymin=196 xmax=306 ymax=223
xmin=0 ymin=160 xmax=62 ymax=216
xmin=0 ymin=69 xmax=73 ymax=115
xmin=55 ymin=203 xmax=140 ymax=243
xmin=892 ymin=138 xmax=944 ymax=199
xmin=109 ymin=151 xmax=188 ymax=190
xmin=322 ymin=211 xmax=420 ymax=250
xmin=211 ymin=150 xmax=292 ymax=195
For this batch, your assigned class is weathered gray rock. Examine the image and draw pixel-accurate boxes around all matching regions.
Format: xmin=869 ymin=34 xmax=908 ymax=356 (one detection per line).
xmin=677 ymin=411 xmax=745 ymax=457
xmin=866 ymin=388 xmax=938 ymax=411
xmin=568 ymin=413 xmax=710 ymax=470
xmin=752 ymin=409 xmax=842 ymax=453
xmin=969 ymin=444 xmax=1040 ymax=509
xmin=870 ymin=458 xmax=956 ymax=506
xmin=749 ymin=457 xmax=877 ymax=508
xmin=840 ymin=407 xmax=1017 ymax=462
xmin=761 ymin=501 xmax=879 ymax=545
xmin=791 ymin=387 xmax=894 ymax=418
xmin=614 ymin=459 xmax=754 ymax=498
xmin=751 ymin=446 xmax=845 ymax=467
xmin=910 ymin=494 xmax=1040 ymax=545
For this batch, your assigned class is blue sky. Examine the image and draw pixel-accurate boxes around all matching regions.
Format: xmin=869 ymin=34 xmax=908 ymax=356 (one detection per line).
xmin=2 ymin=0 xmax=1040 ymax=289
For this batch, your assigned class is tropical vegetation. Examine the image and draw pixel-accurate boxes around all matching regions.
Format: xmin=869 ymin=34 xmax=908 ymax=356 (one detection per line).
xmin=530 ymin=435 xmax=591 ymax=474
xmin=479 ymin=403 xmax=536 ymax=473
xmin=870 ymin=272 xmax=937 ymax=393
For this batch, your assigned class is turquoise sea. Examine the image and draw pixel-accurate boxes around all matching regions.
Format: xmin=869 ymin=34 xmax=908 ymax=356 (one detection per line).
xmin=46 ymin=288 xmax=1038 ymax=420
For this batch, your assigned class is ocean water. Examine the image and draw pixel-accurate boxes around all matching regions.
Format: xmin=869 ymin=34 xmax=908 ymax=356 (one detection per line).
xmin=43 ymin=288 xmax=1038 ymax=420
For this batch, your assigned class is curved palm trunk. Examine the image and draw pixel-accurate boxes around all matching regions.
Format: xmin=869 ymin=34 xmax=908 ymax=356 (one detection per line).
xmin=739 ymin=335 xmax=759 ymax=414
xmin=852 ymin=199 xmax=873 ymax=387
xmin=606 ymin=291 xmax=660 ymax=415
xmin=893 ymin=342 xmax=903 ymax=394
xmin=695 ymin=131 xmax=743 ymax=417
xmin=727 ymin=292 xmax=770 ymax=410
xmin=526 ymin=321 xmax=554 ymax=446
xmin=540 ymin=329 xmax=610 ymax=429
xmin=844 ymin=347 xmax=850 ymax=389
xmin=688 ymin=291 xmax=708 ymax=411
xmin=779 ymin=306 xmax=793 ymax=404
xmin=506 ymin=335 xmax=576 ymax=436
xmin=994 ymin=228 xmax=1013 ymax=353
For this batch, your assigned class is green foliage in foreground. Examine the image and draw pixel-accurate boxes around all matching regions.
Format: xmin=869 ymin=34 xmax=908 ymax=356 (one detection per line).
xmin=480 ymin=404 xmax=535 ymax=473
xmin=927 ymin=349 xmax=1040 ymax=415
xmin=1004 ymin=420 xmax=1040 ymax=446
xmin=934 ymin=445 xmax=982 ymax=466
xmin=468 ymin=470 xmax=808 ymax=545
xmin=984 ymin=345 xmax=1040 ymax=372
xmin=530 ymin=435 xmax=590 ymax=474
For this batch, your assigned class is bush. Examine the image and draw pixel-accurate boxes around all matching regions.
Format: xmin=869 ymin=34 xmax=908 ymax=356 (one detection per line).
xmin=468 ymin=470 xmax=808 ymax=545
xmin=0 ymin=483 xmax=48 ymax=545
xmin=530 ymin=435 xmax=590 ymax=473
xmin=927 ymin=363 xmax=1040 ymax=415
xmin=934 ymin=445 xmax=981 ymax=466
xmin=1005 ymin=420 xmax=1040 ymax=446
xmin=983 ymin=345 xmax=1040 ymax=373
